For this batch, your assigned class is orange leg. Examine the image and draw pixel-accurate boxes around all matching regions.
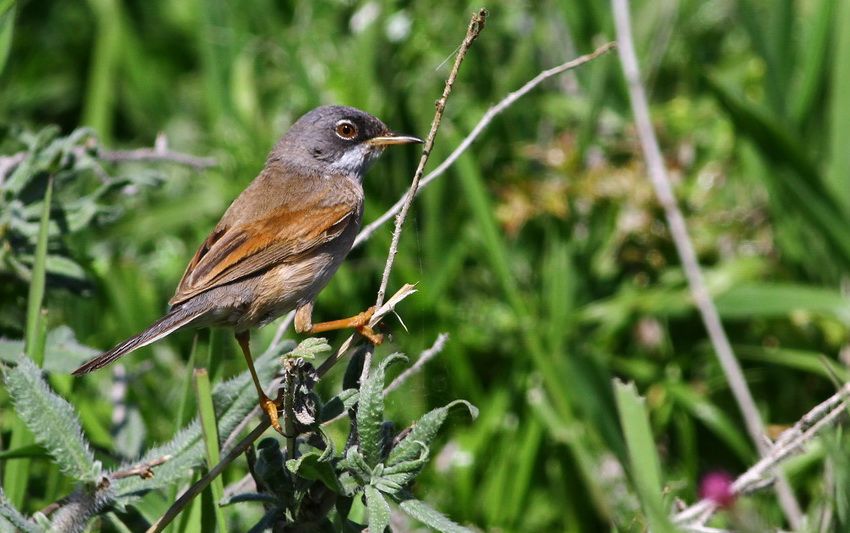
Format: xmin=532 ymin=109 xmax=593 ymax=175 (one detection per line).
xmin=299 ymin=305 xmax=384 ymax=344
xmin=235 ymin=330 xmax=283 ymax=434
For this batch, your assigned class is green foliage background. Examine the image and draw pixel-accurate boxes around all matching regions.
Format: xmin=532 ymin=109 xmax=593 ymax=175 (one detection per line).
xmin=2 ymin=0 xmax=850 ymax=531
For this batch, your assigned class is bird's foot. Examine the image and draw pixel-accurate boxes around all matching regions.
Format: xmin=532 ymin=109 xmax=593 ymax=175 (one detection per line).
xmin=353 ymin=306 xmax=383 ymax=345
xmin=260 ymin=394 xmax=283 ymax=434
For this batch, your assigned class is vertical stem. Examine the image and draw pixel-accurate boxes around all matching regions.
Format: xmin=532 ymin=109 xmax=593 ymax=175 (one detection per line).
xmin=610 ymin=0 xmax=803 ymax=527
xmin=283 ymin=360 xmax=296 ymax=460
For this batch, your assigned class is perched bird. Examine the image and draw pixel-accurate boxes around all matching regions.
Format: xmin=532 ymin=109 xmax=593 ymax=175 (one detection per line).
xmin=73 ymin=105 xmax=423 ymax=432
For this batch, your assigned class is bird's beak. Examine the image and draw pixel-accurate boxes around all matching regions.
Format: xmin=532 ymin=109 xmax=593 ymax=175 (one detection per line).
xmin=367 ymin=132 xmax=424 ymax=147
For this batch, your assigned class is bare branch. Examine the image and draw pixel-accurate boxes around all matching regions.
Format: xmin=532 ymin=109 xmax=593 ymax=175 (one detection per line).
xmin=359 ymin=9 xmax=487 ymax=387
xmin=384 ymin=333 xmax=449 ymax=395
xmin=0 ymin=133 xmax=216 ymax=180
xmin=352 ymin=41 xmax=616 ymax=249
xmin=110 ymin=455 xmax=172 ymax=480
xmin=609 ymin=0 xmax=802 ymax=526
xmin=373 ymin=9 xmax=487 ymax=308
xmin=674 ymin=383 xmax=850 ymax=526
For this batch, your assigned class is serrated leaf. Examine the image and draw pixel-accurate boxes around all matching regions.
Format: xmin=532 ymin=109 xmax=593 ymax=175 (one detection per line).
xmin=0 ymin=489 xmax=41 ymax=533
xmin=285 ymin=452 xmax=340 ymax=492
xmin=387 ymin=400 xmax=477 ymax=467
xmin=364 ymin=485 xmax=390 ymax=533
xmin=284 ymin=337 xmax=331 ymax=361
xmin=357 ymin=353 xmax=407 ymax=467
xmin=399 ymin=498 xmax=471 ymax=533
xmin=3 ymin=358 xmax=100 ymax=482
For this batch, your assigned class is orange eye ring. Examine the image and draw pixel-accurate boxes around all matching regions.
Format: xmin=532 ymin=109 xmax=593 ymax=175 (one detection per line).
xmin=335 ymin=120 xmax=358 ymax=140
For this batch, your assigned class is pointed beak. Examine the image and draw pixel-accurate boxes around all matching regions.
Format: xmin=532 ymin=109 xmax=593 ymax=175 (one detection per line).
xmin=366 ymin=132 xmax=424 ymax=147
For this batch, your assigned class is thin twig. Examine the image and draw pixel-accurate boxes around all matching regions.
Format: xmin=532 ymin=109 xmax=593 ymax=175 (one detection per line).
xmin=0 ymin=134 xmax=216 ymax=179
xmin=673 ymin=383 xmax=850 ymax=526
xmin=110 ymin=455 xmax=172 ymax=480
xmin=352 ymin=41 xmax=616 ymax=249
xmin=372 ymin=9 xmax=486 ymax=309
xmin=384 ymin=333 xmax=449 ymax=395
xmin=359 ymin=8 xmax=487 ymax=388
xmin=146 ymin=420 xmax=270 ymax=533
xmin=609 ymin=0 xmax=803 ymax=526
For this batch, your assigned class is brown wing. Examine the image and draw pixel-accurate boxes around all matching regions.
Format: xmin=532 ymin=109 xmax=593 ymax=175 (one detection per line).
xmin=169 ymin=203 xmax=355 ymax=306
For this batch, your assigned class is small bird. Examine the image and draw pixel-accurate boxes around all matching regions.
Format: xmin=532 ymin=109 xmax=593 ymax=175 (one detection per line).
xmin=73 ymin=105 xmax=422 ymax=433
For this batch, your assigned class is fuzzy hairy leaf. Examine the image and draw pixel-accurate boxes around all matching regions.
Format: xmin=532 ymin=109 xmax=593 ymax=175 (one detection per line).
xmin=357 ymin=353 xmax=407 ymax=467
xmin=387 ymin=400 xmax=477 ymax=467
xmin=3 ymin=358 xmax=100 ymax=482
xmin=0 ymin=489 xmax=41 ymax=533
xmin=284 ymin=337 xmax=331 ymax=360
xmin=398 ymin=498 xmax=471 ymax=533
xmin=364 ymin=485 xmax=390 ymax=533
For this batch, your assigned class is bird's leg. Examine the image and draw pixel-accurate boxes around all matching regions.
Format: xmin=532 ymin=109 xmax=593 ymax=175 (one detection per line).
xmin=294 ymin=302 xmax=383 ymax=344
xmin=235 ymin=330 xmax=283 ymax=434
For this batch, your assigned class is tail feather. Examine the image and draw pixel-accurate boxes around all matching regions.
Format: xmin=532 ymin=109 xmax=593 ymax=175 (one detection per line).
xmin=72 ymin=306 xmax=201 ymax=375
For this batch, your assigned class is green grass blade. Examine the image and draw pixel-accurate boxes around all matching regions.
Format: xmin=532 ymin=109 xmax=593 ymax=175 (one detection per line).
xmin=789 ymin=0 xmax=834 ymax=126
xmin=828 ymin=0 xmax=850 ymax=213
xmin=194 ymin=368 xmax=227 ymax=532
xmin=25 ymin=176 xmax=52 ymax=365
xmin=3 ymin=176 xmax=53 ymax=508
xmin=0 ymin=0 xmax=14 ymax=76
xmin=613 ymin=379 xmax=676 ymax=533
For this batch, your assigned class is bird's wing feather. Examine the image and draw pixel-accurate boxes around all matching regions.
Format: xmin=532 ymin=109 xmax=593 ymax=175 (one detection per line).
xmin=169 ymin=202 xmax=355 ymax=306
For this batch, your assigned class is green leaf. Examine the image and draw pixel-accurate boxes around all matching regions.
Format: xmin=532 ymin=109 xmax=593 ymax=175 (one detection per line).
xmin=41 ymin=326 xmax=100 ymax=374
xmin=0 ymin=488 xmax=41 ymax=533
xmin=25 ymin=176 xmax=52 ymax=366
xmin=0 ymin=444 xmax=48 ymax=461
xmin=613 ymin=380 xmax=676 ymax=533
xmin=715 ymin=282 xmax=850 ymax=325
xmin=320 ymin=388 xmax=359 ymax=423
xmin=665 ymin=383 xmax=753 ymax=462
xmin=0 ymin=0 xmax=14 ymax=76
xmin=3 ymin=357 xmax=100 ymax=482
xmin=364 ymin=485 xmax=390 ymax=533
xmin=357 ymin=353 xmax=407 ymax=467
xmin=828 ymin=0 xmax=850 ymax=212
xmin=193 ymin=369 xmax=226 ymax=533
xmin=387 ymin=400 xmax=477 ymax=467
xmin=398 ymin=498 xmax=471 ymax=533
xmin=286 ymin=452 xmax=340 ymax=492
xmin=284 ymin=337 xmax=331 ymax=360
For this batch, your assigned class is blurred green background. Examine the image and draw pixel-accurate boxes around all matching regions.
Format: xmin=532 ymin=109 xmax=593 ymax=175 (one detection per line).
xmin=2 ymin=0 xmax=850 ymax=530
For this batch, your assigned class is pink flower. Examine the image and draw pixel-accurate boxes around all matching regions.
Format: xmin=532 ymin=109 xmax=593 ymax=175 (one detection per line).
xmin=699 ymin=471 xmax=736 ymax=508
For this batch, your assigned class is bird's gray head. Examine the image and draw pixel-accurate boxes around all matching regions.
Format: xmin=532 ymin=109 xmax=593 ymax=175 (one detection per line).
xmin=272 ymin=105 xmax=422 ymax=178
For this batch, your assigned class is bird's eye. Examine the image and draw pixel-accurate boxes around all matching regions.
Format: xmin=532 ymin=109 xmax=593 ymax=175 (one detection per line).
xmin=335 ymin=120 xmax=358 ymax=140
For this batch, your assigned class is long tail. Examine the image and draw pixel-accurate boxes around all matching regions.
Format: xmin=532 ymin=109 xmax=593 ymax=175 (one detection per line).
xmin=72 ymin=305 xmax=201 ymax=375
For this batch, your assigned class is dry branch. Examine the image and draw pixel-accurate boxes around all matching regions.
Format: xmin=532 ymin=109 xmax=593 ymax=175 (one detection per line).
xmin=610 ymin=0 xmax=802 ymax=526
xmin=674 ymin=383 xmax=850 ymax=526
